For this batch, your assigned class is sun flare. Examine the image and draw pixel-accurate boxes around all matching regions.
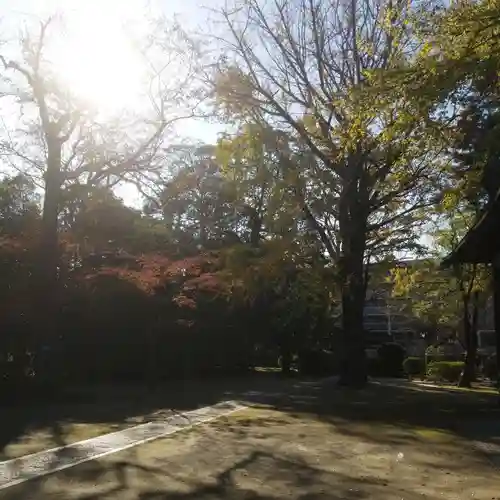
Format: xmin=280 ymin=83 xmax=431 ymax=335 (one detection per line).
xmin=50 ymin=1 xmax=148 ymax=114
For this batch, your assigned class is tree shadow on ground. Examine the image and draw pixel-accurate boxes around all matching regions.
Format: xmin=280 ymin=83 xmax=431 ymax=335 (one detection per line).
xmin=226 ymin=379 xmax=500 ymax=481
xmin=0 ymin=372 xmax=297 ymax=460
xmin=133 ymin=451 xmax=387 ymax=500
xmin=0 ymin=447 xmax=423 ymax=500
xmin=0 ymin=377 xmax=499 ymax=499
xmin=241 ymin=378 xmax=500 ymax=459
xmin=1 ymin=375 xmax=499 ymax=460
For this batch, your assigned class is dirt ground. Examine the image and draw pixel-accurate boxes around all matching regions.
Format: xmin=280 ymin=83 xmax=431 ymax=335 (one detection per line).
xmin=0 ymin=375 xmax=302 ymax=460
xmin=1 ymin=380 xmax=499 ymax=500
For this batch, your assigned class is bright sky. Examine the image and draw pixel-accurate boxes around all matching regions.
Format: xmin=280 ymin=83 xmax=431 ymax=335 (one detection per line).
xmin=2 ymin=0 xmax=217 ymax=121
xmin=0 ymin=0 xmax=225 ymax=205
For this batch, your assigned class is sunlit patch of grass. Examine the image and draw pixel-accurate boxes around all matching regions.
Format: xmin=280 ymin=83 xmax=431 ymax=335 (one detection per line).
xmin=450 ymin=385 xmax=498 ymax=395
xmin=413 ymin=427 xmax=455 ymax=442
xmin=441 ymin=384 xmax=497 ymax=395
xmin=414 ymin=381 xmax=498 ymax=396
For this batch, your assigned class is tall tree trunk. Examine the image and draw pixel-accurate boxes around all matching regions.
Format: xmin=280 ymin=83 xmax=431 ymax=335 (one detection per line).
xmin=34 ymin=138 xmax=62 ymax=385
xmin=40 ymin=140 xmax=61 ymax=287
xmin=493 ymin=266 xmax=500 ymax=393
xmin=459 ymin=291 xmax=479 ymax=387
xmin=338 ymin=249 xmax=367 ymax=386
xmin=337 ymin=179 xmax=368 ymax=387
xmin=280 ymin=343 xmax=292 ymax=375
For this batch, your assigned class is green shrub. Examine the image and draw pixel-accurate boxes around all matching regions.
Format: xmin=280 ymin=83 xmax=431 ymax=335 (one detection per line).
xmin=376 ymin=342 xmax=406 ymax=377
xmin=403 ymin=357 xmax=425 ymax=377
xmin=426 ymin=361 xmax=464 ymax=383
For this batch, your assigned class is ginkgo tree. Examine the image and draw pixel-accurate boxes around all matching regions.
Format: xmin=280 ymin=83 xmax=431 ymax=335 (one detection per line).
xmin=206 ymin=0 xmax=443 ymax=385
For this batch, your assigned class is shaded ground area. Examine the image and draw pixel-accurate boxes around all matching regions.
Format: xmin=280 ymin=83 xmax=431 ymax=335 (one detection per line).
xmin=1 ymin=378 xmax=499 ymax=499
xmin=0 ymin=373 xmax=303 ymax=460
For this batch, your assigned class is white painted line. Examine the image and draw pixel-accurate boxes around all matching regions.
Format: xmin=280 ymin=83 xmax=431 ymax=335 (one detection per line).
xmin=0 ymin=400 xmax=246 ymax=491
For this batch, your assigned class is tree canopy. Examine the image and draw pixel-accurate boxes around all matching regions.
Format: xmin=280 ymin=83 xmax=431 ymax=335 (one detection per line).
xmin=1 ymin=0 xmax=499 ymax=392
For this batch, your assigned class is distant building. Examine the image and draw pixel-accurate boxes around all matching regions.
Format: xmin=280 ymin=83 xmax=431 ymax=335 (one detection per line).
xmin=333 ymin=260 xmax=426 ymax=356
xmin=364 ymin=287 xmax=424 ymax=355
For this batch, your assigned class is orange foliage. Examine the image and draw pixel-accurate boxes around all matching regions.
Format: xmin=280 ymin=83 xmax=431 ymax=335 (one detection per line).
xmin=78 ymin=252 xmax=228 ymax=306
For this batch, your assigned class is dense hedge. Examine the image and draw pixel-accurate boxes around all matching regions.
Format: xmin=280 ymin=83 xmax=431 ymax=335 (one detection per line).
xmin=426 ymin=361 xmax=464 ymax=383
